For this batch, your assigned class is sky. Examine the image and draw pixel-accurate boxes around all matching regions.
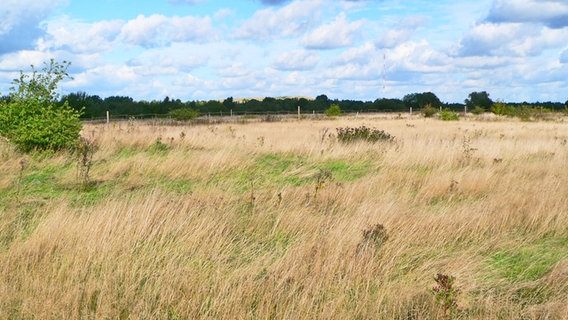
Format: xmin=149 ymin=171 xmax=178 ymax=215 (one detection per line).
xmin=1 ymin=0 xmax=568 ymax=103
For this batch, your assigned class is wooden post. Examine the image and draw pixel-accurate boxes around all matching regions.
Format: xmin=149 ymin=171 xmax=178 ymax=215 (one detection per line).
xmin=297 ymin=106 xmax=301 ymax=120
xmin=410 ymin=107 xmax=413 ymax=116
xmin=106 ymin=111 xmax=110 ymax=124
xmin=464 ymin=105 xmax=467 ymax=114
xmin=230 ymin=109 xmax=233 ymax=117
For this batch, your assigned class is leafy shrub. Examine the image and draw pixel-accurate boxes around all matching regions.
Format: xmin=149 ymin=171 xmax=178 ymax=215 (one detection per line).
xmin=490 ymin=102 xmax=515 ymax=116
xmin=431 ymin=273 xmax=460 ymax=317
xmin=439 ymin=109 xmax=459 ymax=121
xmin=421 ymin=103 xmax=437 ymax=117
xmin=336 ymin=126 xmax=394 ymax=143
xmin=324 ymin=104 xmax=341 ymax=116
xmin=470 ymin=106 xmax=485 ymax=115
xmin=168 ymin=107 xmax=199 ymax=120
xmin=0 ymin=59 xmax=82 ymax=152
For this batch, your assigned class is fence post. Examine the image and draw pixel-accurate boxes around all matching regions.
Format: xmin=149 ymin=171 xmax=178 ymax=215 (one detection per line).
xmin=230 ymin=109 xmax=233 ymax=117
xmin=410 ymin=107 xmax=413 ymax=116
xmin=106 ymin=111 xmax=110 ymax=124
xmin=297 ymin=106 xmax=301 ymax=120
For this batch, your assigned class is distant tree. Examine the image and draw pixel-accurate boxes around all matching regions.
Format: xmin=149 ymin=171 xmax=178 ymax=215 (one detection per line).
xmin=465 ymin=91 xmax=493 ymax=111
xmin=403 ymin=92 xmax=442 ymax=110
xmin=314 ymin=94 xmax=330 ymax=111
xmin=223 ymin=97 xmax=235 ymax=110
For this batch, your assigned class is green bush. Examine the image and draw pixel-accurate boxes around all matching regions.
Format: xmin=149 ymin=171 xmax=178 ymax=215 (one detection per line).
xmin=470 ymin=106 xmax=485 ymax=115
xmin=324 ymin=104 xmax=341 ymax=116
xmin=421 ymin=103 xmax=437 ymax=118
xmin=0 ymin=59 xmax=82 ymax=152
xmin=490 ymin=102 xmax=515 ymax=116
xmin=336 ymin=126 xmax=394 ymax=143
xmin=439 ymin=108 xmax=459 ymax=121
xmin=168 ymin=107 xmax=199 ymax=120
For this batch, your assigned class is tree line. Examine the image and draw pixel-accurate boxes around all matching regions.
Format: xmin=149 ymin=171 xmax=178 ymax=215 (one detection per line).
xmin=3 ymin=90 xmax=566 ymax=120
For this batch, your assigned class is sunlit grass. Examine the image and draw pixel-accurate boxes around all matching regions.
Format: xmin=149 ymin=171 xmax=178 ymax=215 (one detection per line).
xmin=0 ymin=114 xmax=567 ymax=319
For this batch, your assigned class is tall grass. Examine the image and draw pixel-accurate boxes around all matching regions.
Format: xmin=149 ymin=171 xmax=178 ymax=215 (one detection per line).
xmin=1 ymin=115 xmax=567 ymax=319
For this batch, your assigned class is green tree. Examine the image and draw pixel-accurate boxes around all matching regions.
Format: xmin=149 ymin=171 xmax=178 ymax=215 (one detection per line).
xmin=403 ymin=92 xmax=442 ymax=110
xmin=0 ymin=59 xmax=82 ymax=152
xmin=465 ymin=91 xmax=493 ymax=111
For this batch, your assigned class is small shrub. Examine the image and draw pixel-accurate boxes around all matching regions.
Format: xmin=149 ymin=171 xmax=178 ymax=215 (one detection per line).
xmin=431 ymin=273 xmax=460 ymax=318
xmin=324 ymin=104 xmax=341 ymax=116
xmin=336 ymin=126 xmax=394 ymax=144
xmin=168 ymin=107 xmax=199 ymax=120
xmin=0 ymin=59 xmax=82 ymax=152
xmin=470 ymin=106 xmax=485 ymax=115
xmin=358 ymin=223 xmax=388 ymax=251
xmin=490 ymin=102 xmax=515 ymax=116
xmin=148 ymin=137 xmax=169 ymax=154
xmin=314 ymin=169 xmax=333 ymax=196
xmin=421 ymin=103 xmax=437 ymax=118
xmin=75 ymin=137 xmax=98 ymax=189
xmin=439 ymin=109 xmax=459 ymax=121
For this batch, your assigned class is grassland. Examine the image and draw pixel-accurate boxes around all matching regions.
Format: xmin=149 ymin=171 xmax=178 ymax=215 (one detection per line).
xmin=1 ymin=114 xmax=567 ymax=319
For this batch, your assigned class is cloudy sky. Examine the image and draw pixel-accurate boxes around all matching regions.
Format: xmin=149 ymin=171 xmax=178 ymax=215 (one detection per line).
xmin=1 ymin=0 xmax=568 ymax=103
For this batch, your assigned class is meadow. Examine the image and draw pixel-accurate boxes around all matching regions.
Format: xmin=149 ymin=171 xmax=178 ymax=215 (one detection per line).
xmin=0 ymin=114 xmax=567 ymax=319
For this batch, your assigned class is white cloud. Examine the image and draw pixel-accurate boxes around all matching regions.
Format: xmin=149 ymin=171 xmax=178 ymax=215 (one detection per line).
xmin=214 ymin=8 xmax=233 ymax=20
xmin=457 ymin=22 xmax=568 ymax=57
xmin=376 ymin=16 xmax=426 ymax=49
xmin=301 ymin=13 xmax=365 ymax=49
xmin=487 ymin=0 xmax=568 ymax=28
xmin=235 ymin=0 xmax=323 ymax=40
xmin=127 ymin=43 xmax=209 ymax=73
xmin=0 ymin=0 xmax=68 ymax=53
xmin=37 ymin=16 xmax=122 ymax=53
xmin=273 ymin=49 xmax=319 ymax=70
xmin=119 ymin=14 xmax=216 ymax=47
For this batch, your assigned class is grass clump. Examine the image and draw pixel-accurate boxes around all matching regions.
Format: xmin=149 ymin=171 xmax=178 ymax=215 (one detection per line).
xmin=336 ymin=126 xmax=394 ymax=144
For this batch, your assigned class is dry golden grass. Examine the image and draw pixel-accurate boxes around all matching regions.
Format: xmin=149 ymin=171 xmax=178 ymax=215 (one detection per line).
xmin=1 ymin=114 xmax=567 ymax=319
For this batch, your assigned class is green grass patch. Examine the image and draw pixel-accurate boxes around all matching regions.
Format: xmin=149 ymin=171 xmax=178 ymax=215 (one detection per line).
xmin=488 ymin=237 xmax=568 ymax=282
xmin=319 ymin=159 xmax=373 ymax=182
xmin=156 ymin=178 xmax=194 ymax=195
xmin=205 ymin=153 xmax=375 ymax=195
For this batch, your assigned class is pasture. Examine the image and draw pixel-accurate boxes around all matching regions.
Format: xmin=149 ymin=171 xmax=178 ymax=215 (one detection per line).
xmin=1 ymin=114 xmax=567 ymax=319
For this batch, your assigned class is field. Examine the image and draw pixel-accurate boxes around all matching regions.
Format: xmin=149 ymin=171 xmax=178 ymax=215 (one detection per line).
xmin=1 ymin=114 xmax=567 ymax=319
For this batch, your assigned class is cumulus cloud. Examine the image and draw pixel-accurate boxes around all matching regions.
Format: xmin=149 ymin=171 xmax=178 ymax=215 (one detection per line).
xmin=301 ymin=13 xmax=365 ymax=49
xmin=119 ymin=14 xmax=216 ymax=47
xmin=273 ymin=49 xmax=319 ymax=70
xmin=487 ymin=0 xmax=568 ymax=28
xmin=457 ymin=22 xmax=568 ymax=57
xmin=376 ymin=16 xmax=426 ymax=49
xmin=127 ymin=43 xmax=209 ymax=73
xmin=333 ymin=42 xmax=377 ymax=65
xmin=235 ymin=0 xmax=323 ymax=40
xmin=37 ymin=17 xmax=122 ymax=53
xmin=0 ymin=0 xmax=68 ymax=53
